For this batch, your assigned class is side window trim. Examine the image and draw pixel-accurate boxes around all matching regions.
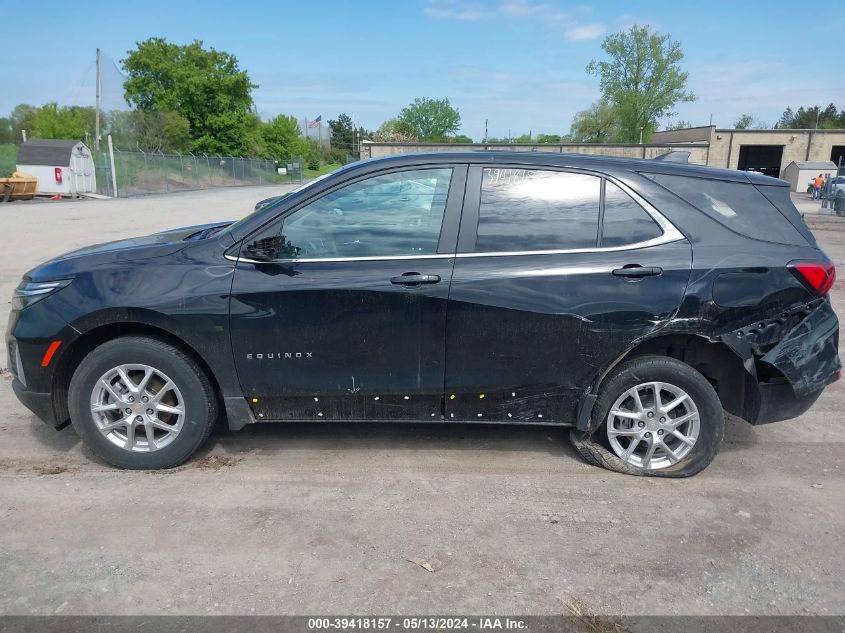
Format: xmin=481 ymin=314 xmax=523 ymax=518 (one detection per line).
xmin=456 ymin=164 xmax=684 ymax=257
xmin=597 ymin=178 xmax=607 ymax=248
xmin=436 ymin=164 xmax=468 ymax=254
xmin=230 ymin=164 xmax=468 ymax=263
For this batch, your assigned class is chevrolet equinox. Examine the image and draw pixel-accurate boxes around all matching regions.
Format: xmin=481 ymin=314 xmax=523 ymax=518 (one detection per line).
xmin=7 ymin=152 xmax=840 ymax=476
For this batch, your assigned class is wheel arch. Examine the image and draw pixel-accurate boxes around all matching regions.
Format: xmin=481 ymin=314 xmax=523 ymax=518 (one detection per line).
xmin=583 ymin=332 xmax=756 ymax=431
xmin=52 ymin=315 xmax=225 ymax=427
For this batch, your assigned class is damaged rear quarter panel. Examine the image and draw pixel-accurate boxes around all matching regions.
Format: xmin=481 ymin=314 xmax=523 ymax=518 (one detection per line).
xmin=760 ymin=299 xmax=840 ymax=396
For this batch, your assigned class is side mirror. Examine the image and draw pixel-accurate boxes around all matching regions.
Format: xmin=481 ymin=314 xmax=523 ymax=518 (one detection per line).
xmin=243 ymin=235 xmax=301 ymax=261
xmin=244 ymin=235 xmax=284 ymax=261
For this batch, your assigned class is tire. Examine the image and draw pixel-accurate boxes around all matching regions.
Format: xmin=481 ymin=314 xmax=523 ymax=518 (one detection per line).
xmin=573 ymin=355 xmax=724 ymax=478
xmin=68 ymin=336 xmax=218 ymax=469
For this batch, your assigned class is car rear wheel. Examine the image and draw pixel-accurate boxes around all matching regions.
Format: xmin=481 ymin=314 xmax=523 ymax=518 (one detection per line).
xmin=68 ymin=336 xmax=218 ymax=469
xmin=574 ymin=355 xmax=724 ymax=477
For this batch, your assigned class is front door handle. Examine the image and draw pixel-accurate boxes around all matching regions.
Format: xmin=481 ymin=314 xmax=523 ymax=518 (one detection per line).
xmin=612 ymin=265 xmax=663 ymax=278
xmin=390 ymin=273 xmax=441 ymax=286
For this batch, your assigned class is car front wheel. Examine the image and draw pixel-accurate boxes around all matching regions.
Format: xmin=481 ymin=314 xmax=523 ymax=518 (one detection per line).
xmin=68 ymin=336 xmax=218 ymax=469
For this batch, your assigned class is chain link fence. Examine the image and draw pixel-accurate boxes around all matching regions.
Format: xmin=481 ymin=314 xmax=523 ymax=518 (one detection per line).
xmin=94 ymin=149 xmax=306 ymax=198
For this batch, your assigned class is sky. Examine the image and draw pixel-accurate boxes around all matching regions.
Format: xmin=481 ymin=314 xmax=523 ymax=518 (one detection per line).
xmin=2 ymin=0 xmax=844 ymax=141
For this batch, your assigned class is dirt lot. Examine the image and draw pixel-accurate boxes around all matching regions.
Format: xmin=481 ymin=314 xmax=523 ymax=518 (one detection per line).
xmin=0 ymin=188 xmax=843 ymax=616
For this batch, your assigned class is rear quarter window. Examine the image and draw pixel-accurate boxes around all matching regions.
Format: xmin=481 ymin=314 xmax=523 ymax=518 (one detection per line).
xmin=601 ymin=182 xmax=663 ymax=247
xmin=643 ymin=173 xmax=808 ymax=245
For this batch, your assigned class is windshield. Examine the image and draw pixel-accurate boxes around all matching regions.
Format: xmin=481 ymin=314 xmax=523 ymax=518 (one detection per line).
xmin=220 ymin=171 xmax=339 ymax=236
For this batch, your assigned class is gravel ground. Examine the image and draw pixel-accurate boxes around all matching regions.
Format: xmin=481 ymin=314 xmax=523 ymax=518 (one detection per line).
xmin=0 ymin=186 xmax=842 ymax=616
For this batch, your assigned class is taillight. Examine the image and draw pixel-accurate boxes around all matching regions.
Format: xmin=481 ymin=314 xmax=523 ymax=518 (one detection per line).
xmin=788 ymin=261 xmax=836 ymax=296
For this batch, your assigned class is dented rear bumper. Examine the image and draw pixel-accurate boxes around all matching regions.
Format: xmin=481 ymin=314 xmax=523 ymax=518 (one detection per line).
xmin=749 ymin=299 xmax=840 ymax=424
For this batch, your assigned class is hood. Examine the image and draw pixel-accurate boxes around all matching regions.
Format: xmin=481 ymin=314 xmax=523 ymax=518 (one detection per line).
xmin=27 ymin=221 xmax=234 ymax=281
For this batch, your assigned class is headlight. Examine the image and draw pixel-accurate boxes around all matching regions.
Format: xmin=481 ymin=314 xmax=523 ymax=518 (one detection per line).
xmin=12 ymin=279 xmax=73 ymax=310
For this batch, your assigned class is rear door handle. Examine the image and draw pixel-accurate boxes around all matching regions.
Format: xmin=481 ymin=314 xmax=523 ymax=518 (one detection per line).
xmin=390 ymin=273 xmax=441 ymax=286
xmin=612 ymin=265 xmax=663 ymax=278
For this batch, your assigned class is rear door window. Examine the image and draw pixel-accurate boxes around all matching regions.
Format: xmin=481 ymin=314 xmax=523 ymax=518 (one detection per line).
xmin=644 ymin=173 xmax=806 ymax=245
xmin=476 ymin=168 xmax=601 ymax=252
xmin=601 ymin=182 xmax=663 ymax=247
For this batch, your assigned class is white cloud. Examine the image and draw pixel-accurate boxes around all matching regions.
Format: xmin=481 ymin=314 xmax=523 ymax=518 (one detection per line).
xmin=423 ymin=0 xmax=606 ymax=40
xmin=563 ymin=23 xmax=605 ymax=41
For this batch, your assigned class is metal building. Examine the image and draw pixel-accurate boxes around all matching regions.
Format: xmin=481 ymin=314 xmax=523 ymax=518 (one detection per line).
xmin=16 ymin=139 xmax=97 ymax=195
xmin=361 ymin=127 xmax=845 ymax=181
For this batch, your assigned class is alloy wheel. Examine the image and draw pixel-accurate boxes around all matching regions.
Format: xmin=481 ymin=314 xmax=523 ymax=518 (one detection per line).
xmin=89 ymin=364 xmax=185 ymax=452
xmin=606 ymin=381 xmax=700 ymax=470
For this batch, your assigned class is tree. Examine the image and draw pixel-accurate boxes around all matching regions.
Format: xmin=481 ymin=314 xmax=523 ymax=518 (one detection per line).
xmin=567 ymin=101 xmax=621 ymax=143
xmin=664 ymin=119 xmax=692 ymax=131
xmin=122 ymin=38 xmax=258 ymax=154
xmin=8 ymin=104 xmax=37 ymax=142
xmin=733 ymin=113 xmax=768 ymax=130
xmin=261 ymin=114 xmax=309 ymax=161
xmin=29 ymin=103 xmax=95 ymax=141
xmin=397 ymin=97 xmax=461 ymax=141
xmin=107 ymin=110 xmax=192 ymax=152
xmin=777 ymin=103 xmax=844 ymax=129
xmin=587 ymin=24 xmax=695 ymax=143
xmin=536 ymin=133 xmax=562 ymax=143
xmin=372 ymin=118 xmax=418 ymax=142
xmin=451 ymin=134 xmax=473 ymax=143
xmin=329 ymin=113 xmax=355 ymax=151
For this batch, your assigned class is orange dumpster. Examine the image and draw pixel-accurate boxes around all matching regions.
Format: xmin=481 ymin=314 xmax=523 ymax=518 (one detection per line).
xmin=0 ymin=171 xmax=38 ymax=201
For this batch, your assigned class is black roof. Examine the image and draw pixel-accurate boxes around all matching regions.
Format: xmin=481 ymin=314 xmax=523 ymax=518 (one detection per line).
xmin=352 ymin=151 xmax=787 ymax=186
xmin=17 ymin=139 xmax=82 ymax=166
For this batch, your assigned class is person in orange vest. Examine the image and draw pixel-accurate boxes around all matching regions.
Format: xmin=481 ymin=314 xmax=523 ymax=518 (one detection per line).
xmin=813 ymin=174 xmax=824 ymax=200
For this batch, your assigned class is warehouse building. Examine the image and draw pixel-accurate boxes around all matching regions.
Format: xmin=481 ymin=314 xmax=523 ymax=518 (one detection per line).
xmin=650 ymin=126 xmax=845 ymax=178
xmin=361 ymin=127 xmax=845 ymax=181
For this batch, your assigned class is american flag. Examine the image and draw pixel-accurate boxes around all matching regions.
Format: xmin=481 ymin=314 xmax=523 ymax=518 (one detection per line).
xmin=308 ymin=115 xmax=322 ymax=128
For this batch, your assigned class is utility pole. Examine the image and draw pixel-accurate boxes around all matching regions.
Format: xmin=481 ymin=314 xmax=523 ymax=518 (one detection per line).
xmin=95 ymin=48 xmax=101 ymax=151
xmin=484 ymin=118 xmax=488 ymax=143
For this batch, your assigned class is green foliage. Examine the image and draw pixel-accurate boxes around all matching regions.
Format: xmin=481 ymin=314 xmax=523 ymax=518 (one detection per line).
xmin=0 ymin=118 xmax=14 ymax=144
xmin=567 ymin=101 xmax=621 ymax=143
xmin=664 ymin=119 xmax=692 ymax=131
xmin=306 ymin=155 xmax=320 ymax=171
xmin=587 ymin=25 xmax=695 ymax=143
xmin=733 ymin=114 xmax=768 ymax=130
xmin=107 ymin=109 xmax=191 ymax=152
xmin=122 ymin=38 xmax=258 ymax=154
xmin=536 ymin=134 xmax=561 ymax=143
xmin=329 ymin=113 xmax=368 ymax=151
xmin=303 ymin=161 xmax=341 ymax=179
xmin=328 ymin=147 xmax=348 ymax=163
xmin=373 ymin=118 xmax=418 ymax=142
xmin=0 ymin=144 xmax=18 ymax=176
xmin=397 ymin=97 xmax=461 ymax=141
xmin=0 ymin=104 xmax=37 ymax=144
xmin=451 ymin=134 xmax=473 ymax=143
xmin=777 ymin=104 xmax=845 ymax=129
xmin=16 ymin=102 xmax=96 ymax=141
xmin=261 ymin=114 xmax=309 ymax=161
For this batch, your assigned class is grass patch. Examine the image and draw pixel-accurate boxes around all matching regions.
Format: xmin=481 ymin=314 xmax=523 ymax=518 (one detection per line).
xmin=0 ymin=144 xmax=18 ymax=177
xmin=303 ymin=162 xmax=342 ymax=179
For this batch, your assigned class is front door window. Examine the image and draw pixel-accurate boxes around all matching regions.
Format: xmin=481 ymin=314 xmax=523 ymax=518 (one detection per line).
xmin=249 ymin=168 xmax=453 ymax=260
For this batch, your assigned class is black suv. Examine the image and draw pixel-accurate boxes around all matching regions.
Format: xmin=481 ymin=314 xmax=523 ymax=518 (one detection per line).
xmin=6 ymin=152 xmax=840 ymax=476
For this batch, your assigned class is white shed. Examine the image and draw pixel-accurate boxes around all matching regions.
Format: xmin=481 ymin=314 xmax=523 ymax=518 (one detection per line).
xmin=782 ymin=160 xmax=838 ymax=193
xmin=16 ymin=139 xmax=97 ymax=195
